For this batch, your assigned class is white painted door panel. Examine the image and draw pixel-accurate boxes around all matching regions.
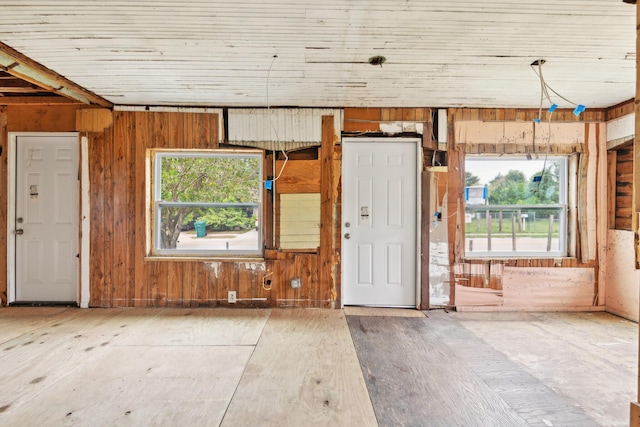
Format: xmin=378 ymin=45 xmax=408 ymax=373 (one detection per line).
xmin=16 ymin=135 xmax=79 ymax=302
xmin=342 ymin=139 xmax=417 ymax=307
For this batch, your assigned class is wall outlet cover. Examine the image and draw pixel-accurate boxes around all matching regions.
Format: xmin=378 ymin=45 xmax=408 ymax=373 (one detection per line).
xmin=228 ymin=291 xmax=237 ymax=303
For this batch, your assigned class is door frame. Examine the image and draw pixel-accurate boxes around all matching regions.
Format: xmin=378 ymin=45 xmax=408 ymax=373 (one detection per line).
xmin=6 ymin=132 xmax=90 ymax=307
xmin=340 ymin=137 xmax=422 ymax=308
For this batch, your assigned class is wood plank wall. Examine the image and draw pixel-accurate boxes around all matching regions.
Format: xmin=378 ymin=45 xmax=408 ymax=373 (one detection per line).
xmin=85 ymin=110 xmax=335 ymax=308
xmin=612 ymin=144 xmax=633 ymax=231
xmin=449 ymin=108 xmax=603 ymax=307
xmin=0 ymin=104 xmax=622 ymax=310
xmin=605 ymin=98 xmax=634 ymax=121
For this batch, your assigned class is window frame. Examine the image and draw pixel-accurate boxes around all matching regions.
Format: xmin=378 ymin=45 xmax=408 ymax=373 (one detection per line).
xmin=464 ymin=155 xmax=569 ymax=259
xmin=149 ymin=148 xmax=263 ymax=258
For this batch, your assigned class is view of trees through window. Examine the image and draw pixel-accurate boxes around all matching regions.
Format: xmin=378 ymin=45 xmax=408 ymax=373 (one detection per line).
xmin=467 ymin=162 xmax=560 ymax=205
xmin=464 ymin=156 xmax=566 ymax=257
xmin=154 ymin=151 xmax=262 ymax=255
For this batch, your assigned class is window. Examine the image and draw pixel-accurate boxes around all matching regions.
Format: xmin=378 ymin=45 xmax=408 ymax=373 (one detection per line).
xmin=464 ymin=156 xmax=568 ymax=258
xmin=151 ymin=149 xmax=262 ymax=257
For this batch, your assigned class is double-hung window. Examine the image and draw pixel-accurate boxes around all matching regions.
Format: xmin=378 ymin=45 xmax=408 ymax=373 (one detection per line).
xmin=464 ymin=155 xmax=568 ymax=258
xmin=150 ymin=149 xmax=263 ymax=257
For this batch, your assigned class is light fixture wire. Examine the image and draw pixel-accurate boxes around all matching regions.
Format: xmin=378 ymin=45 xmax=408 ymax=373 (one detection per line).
xmin=531 ymin=61 xmax=567 ymax=194
xmin=266 ymin=54 xmax=288 ymax=182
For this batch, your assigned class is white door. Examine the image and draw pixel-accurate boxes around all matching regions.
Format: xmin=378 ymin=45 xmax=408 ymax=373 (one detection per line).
xmin=15 ymin=135 xmax=79 ymax=302
xmin=342 ymin=139 xmax=418 ymax=307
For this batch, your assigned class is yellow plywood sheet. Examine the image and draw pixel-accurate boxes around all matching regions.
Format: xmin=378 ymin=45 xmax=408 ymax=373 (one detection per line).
xmin=280 ymin=193 xmax=321 ymax=249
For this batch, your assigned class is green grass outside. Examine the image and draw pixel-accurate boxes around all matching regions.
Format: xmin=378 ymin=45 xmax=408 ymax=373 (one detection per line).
xmin=465 ymin=216 xmax=559 ymax=238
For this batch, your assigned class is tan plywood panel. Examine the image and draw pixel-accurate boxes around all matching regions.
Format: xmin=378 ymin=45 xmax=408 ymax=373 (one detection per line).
xmin=280 ymin=193 xmax=321 ymax=250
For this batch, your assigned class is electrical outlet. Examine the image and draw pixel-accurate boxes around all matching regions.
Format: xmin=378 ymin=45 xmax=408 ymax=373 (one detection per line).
xmin=228 ymin=291 xmax=236 ymax=304
xmin=291 ymin=277 xmax=301 ymax=289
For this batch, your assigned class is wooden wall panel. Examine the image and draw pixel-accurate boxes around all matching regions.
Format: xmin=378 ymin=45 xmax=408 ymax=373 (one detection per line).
xmin=275 ymin=160 xmax=320 ymax=193
xmin=605 ymin=98 xmax=634 ymax=121
xmin=1 ymin=105 xmax=81 ymax=132
xmin=343 ymin=107 xmax=434 ymax=136
xmin=133 ymin=112 xmax=149 ymax=307
xmin=455 ymin=267 xmax=596 ymax=311
xmin=86 ymin=110 xmax=330 ymax=308
xmin=502 ymin=267 xmax=595 ymax=308
xmin=614 ymin=145 xmax=633 ymax=230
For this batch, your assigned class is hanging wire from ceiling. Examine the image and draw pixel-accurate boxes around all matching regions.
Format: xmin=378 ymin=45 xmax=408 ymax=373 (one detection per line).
xmin=531 ymin=60 xmax=585 ymax=123
xmin=265 ymin=54 xmax=289 ymax=188
xmin=530 ymin=59 xmax=585 ymax=193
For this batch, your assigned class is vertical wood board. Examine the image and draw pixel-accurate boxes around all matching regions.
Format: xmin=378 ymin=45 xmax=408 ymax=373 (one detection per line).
xmin=319 ymin=116 xmax=337 ymax=308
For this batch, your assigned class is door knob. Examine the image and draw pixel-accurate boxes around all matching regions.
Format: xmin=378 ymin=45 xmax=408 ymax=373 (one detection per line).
xmin=344 ymin=233 xmax=350 ymax=239
xmin=15 ymin=229 xmax=24 ymax=235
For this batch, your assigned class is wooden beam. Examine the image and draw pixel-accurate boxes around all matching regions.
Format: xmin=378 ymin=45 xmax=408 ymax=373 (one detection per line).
xmin=320 ymin=115 xmax=337 ymax=308
xmin=596 ymin=123 xmax=607 ymax=306
xmin=447 ymin=109 xmax=462 ymax=306
xmin=0 ymin=87 xmax=49 ymax=93
xmin=0 ymin=41 xmax=112 ymax=107
xmin=0 ymin=95 xmax=81 ymax=105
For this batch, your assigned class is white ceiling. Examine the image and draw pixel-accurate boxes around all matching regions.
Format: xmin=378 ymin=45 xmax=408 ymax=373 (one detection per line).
xmin=0 ymin=1 xmax=635 ymax=109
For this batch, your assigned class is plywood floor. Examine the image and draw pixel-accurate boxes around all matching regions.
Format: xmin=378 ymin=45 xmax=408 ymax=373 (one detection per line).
xmin=0 ymin=307 xmax=635 ymax=427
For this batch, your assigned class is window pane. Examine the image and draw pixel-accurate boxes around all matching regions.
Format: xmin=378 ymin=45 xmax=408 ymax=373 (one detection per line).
xmin=152 ymin=150 xmax=263 ymax=256
xmin=465 ymin=206 xmax=564 ymax=254
xmin=159 ymin=206 xmax=259 ymax=251
xmin=464 ymin=156 xmax=567 ymax=257
xmin=466 ymin=157 xmax=564 ymax=205
xmin=160 ymin=155 xmax=260 ymax=203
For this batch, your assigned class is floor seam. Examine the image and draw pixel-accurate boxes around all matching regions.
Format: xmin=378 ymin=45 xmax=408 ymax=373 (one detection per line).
xmin=217 ymin=309 xmax=271 ymax=426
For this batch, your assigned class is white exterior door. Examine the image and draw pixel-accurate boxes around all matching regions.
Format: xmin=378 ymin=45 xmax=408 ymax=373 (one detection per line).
xmin=15 ymin=135 xmax=79 ymax=302
xmin=342 ymin=138 xmax=419 ymax=307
